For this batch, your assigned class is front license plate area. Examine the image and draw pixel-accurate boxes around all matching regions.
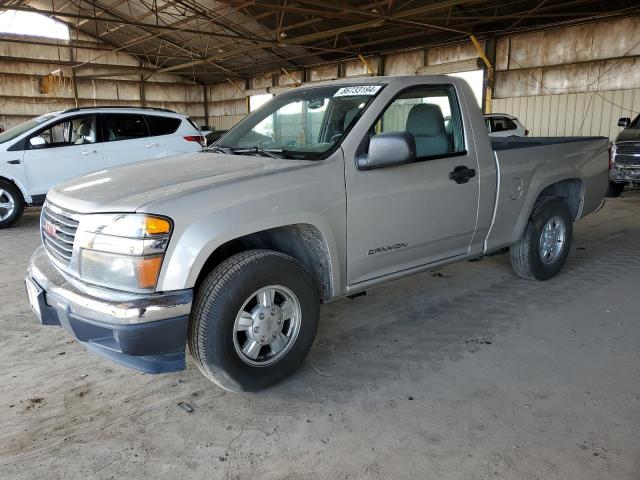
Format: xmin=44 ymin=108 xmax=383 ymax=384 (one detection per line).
xmin=25 ymin=277 xmax=42 ymax=319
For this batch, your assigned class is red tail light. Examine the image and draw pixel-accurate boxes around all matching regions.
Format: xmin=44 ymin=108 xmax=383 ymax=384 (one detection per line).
xmin=183 ymin=135 xmax=205 ymax=147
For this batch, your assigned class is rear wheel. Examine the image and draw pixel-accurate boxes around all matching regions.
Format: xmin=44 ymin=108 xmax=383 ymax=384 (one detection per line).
xmin=510 ymin=197 xmax=573 ymax=281
xmin=0 ymin=180 xmax=24 ymax=229
xmin=606 ymin=181 xmax=625 ymax=198
xmin=188 ymin=249 xmax=320 ymax=392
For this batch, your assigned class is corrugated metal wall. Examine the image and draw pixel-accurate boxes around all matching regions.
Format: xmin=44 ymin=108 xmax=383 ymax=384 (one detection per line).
xmin=7 ymin=15 xmax=634 ymax=138
xmin=0 ymin=31 xmax=206 ymax=129
xmin=491 ymin=16 xmax=640 ymax=140
xmin=205 ymin=80 xmax=247 ymax=130
xmin=493 ymin=89 xmax=640 ymax=139
xmin=202 ymin=16 xmax=640 ymax=140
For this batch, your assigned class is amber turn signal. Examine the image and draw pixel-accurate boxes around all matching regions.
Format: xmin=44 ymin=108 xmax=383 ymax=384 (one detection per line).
xmin=136 ymin=256 xmax=164 ymax=289
xmin=144 ymin=216 xmax=171 ymax=236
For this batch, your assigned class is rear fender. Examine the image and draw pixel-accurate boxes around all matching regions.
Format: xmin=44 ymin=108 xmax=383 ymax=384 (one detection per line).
xmin=510 ymin=170 xmax=582 ymax=243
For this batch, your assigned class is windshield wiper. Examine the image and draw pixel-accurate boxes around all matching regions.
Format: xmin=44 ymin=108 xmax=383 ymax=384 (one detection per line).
xmin=228 ymin=146 xmax=284 ymax=159
xmin=206 ymin=145 xmax=229 ymax=154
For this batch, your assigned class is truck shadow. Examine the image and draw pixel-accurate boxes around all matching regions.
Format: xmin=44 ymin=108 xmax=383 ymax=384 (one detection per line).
xmin=269 ymin=224 xmax=640 ymax=403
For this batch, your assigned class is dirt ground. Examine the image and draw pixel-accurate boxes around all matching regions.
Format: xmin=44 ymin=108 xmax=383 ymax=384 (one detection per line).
xmin=1 ymin=192 xmax=639 ymax=479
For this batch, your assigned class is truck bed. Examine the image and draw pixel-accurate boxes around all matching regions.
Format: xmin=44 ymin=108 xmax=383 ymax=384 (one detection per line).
xmin=491 ymin=136 xmax=608 ymax=151
xmin=484 ymin=135 xmax=610 ymax=253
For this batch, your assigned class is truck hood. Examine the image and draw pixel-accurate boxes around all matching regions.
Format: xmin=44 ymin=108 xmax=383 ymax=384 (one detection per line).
xmin=615 ymin=128 xmax=640 ymax=143
xmin=47 ymin=151 xmax=313 ymax=213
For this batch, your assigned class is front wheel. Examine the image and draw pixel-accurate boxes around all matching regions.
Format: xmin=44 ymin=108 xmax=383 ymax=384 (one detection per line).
xmin=188 ymin=250 xmax=320 ymax=392
xmin=510 ymin=197 xmax=573 ymax=281
xmin=606 ymin=181 xmax=625 ymax=198
xmin=0 ymin=180 xmax=25 ymax=229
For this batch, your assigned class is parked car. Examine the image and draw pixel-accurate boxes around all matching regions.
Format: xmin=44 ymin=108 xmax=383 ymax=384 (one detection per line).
xmin=484 ymin=113 xmax=529 ymax=137
xmin=0 ymin=107 xmax=204 ymax=228
xmin=608 ymin=115 xmax=640 ymax=197
xmin=26 ymin=76 xmax=608 ymax=392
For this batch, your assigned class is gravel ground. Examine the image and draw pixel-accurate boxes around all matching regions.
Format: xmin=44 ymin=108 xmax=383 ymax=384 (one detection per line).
xmin=1 ymin=191 xmax=639 ymax=479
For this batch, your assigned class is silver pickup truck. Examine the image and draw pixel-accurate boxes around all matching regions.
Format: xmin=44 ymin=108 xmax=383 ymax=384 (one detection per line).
xmin=26 ymin=76 xmax=609 ymax=392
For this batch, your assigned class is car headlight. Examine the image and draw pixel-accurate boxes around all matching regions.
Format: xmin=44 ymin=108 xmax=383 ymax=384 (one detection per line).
xmin=75 ymin=214 xmax=172 ymax=292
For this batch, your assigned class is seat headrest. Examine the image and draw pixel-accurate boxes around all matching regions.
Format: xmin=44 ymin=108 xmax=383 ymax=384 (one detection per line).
xmin=77 ymin=123 xmax=92 ymax=137
xmin=406 ymin=104 xmax=446 ymax=137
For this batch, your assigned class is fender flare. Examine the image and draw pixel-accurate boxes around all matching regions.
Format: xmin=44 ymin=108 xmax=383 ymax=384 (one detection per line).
xmin=510 ymin=171 xmax=583 ymax=245
xmin=159 ymin=213 xmax=342 ymax=298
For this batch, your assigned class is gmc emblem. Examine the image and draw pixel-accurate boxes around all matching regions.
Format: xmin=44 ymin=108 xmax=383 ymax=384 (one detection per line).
xmin=44 ymin=220 xmax=57 ymax=237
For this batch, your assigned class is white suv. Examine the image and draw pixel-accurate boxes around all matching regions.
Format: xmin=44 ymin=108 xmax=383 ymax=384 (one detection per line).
xmin=0 ymin=107 xmax=204 ymax=228
xmin=484 ymin=113 xmax=528 ymax=137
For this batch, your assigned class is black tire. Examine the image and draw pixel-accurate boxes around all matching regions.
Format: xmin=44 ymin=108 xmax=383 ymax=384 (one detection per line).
xmin=510 ymin=197 xmax=573 ymax=281
xmin=0 ymin=179 xmax=25 ymax=229
xmin=606 ymin=181 xmax=625 ymax=198
xmin=188 ymin=249 xmax=320 ymax=392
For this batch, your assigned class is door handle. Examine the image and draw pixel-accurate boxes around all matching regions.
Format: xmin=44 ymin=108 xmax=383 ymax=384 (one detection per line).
xmin=81 ymin=149 xmax=97 ymax=155
xmin=6 ymin=159 xmax=21 ymax=165
xmin=145 ymin=142 xmax=159 ymax=148
xmin=449 ymin=165 xmax=476 ymax=184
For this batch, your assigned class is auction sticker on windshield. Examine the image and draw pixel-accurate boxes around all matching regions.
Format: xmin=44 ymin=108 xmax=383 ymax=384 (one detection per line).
xmin=334 ymin=86 xmax=381 ymax=97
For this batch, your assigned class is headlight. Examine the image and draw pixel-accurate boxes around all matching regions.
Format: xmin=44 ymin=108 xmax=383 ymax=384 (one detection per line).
xmin=75 ymin=214 xmax=172 ymax=292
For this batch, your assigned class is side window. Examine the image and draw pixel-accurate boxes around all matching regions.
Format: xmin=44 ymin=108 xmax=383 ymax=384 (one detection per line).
xmin=503 ymin=118 xmax=517 ymax=130
xmin=147 ymin=116 xmax=181 ymax=136
xmin=33 ymin=115 xmax=97 ymax=148
xmin=491 ymin=118 xmax=505 ymax=132
xmin=102 ymin=114 xmax=149 ymax=141
xmin=491 ymin=117 xmax=515 ymax=132
xmin=375 ymin=85 xmax=465 ymax=159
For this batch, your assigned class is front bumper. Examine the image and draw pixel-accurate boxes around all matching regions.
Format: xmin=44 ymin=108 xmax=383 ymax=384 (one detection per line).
xmin=26 ymin=246 xmax=193 ymax=373
xmin=611 ymin=165 xmax=640 ymax=183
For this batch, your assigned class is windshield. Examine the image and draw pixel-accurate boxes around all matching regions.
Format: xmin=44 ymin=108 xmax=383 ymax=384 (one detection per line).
xmin=217 ymin=84 xmax=384 ymax=159
xmin=0 ymin=112 xmax=61 ymax=145
xmin=629 ymin=114 xmax=640 ymax=129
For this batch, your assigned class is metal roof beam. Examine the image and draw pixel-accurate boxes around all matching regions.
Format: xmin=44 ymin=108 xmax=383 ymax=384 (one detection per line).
xmin=7 ymin=5 xmax=275 ymax=43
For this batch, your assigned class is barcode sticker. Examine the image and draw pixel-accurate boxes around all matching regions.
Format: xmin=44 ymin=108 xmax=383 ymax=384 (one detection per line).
xmin=334 ymin=85 xmax=381 ymax=97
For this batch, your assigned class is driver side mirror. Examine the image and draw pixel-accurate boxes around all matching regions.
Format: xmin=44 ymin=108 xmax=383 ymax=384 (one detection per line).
xmin=358 ymin=132 xmax=416 ymax=170
xmin=29 ymin=136 xmax=47 ymax=148
xmin=618 ymin=117 xmax=631 ymax=128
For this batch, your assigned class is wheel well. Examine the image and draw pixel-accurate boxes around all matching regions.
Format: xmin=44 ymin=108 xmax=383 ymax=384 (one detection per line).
xmin=537 ymin=178 xmax=583 ymax=220
xmin=194 ymin=224 xmax=334 ymax=302
xmin=0 ymin=176 xmax=26 ymax=203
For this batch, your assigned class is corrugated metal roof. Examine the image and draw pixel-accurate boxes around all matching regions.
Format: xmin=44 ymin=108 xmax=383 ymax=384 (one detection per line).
xmin=5 ymin=0 xmax=640 ymax=83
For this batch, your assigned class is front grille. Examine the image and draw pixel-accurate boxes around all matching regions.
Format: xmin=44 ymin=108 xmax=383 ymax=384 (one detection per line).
xmin=616 ymin=144 xmax=640 ymax=155
xmin=615 ymin=143 xmax=640 ymax=165
xmin=41 ymin=203 xmax=79 ymax=265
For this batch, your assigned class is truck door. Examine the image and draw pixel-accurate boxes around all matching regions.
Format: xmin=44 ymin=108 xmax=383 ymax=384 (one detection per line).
xmin=345 ymin=84 xmax=480 ymax=285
